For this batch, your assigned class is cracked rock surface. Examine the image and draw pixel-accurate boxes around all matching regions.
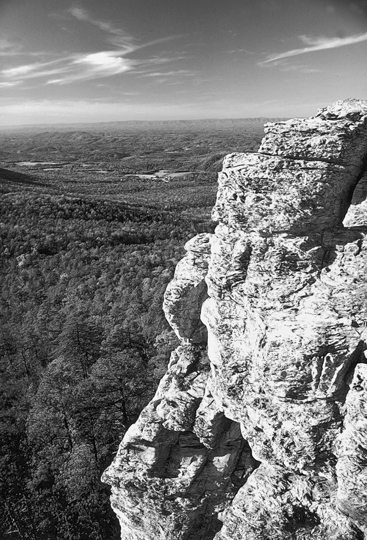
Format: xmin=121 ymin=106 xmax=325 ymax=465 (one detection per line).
xmin=103 ymin=99 xmax=367 ymax=539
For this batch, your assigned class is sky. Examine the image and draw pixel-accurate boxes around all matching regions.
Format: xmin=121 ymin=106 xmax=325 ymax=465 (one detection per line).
xmin=0 ymin=0 xmax=366 ymax=125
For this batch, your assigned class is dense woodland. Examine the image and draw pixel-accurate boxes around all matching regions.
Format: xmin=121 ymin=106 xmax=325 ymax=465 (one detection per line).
xmin=0 ymin=121 xmax=264 ymax=539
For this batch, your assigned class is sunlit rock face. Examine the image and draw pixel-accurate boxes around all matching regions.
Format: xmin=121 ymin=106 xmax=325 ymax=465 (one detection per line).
xmin=103 ymin=99 xmax=367 ymax=540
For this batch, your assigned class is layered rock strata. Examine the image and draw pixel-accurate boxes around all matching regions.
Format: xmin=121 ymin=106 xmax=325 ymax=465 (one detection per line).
xmin=103 ymin=99 xmax=367 ymax=539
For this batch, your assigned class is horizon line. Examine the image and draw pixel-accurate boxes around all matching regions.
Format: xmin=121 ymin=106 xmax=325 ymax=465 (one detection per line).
xmin=0 ymin=115 xmax=292 ymax=130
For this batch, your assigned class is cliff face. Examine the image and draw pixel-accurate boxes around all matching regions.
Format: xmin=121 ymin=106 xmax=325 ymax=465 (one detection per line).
xmin=102 ymin=99 xmax=367 ymax=540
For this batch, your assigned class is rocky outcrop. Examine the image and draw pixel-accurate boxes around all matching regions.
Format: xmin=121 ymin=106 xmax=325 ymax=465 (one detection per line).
xmin=103 ymin=99 xmax=367 ymax=539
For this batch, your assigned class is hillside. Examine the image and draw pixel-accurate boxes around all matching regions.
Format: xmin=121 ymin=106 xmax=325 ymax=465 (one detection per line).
xmin=0 ymin=121 xmax=264 ymax=539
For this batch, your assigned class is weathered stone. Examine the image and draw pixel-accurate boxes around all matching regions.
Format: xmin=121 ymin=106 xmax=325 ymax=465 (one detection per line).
xmin=102 ymin=343 xmax=257 ymax=539
xmin=163 ymin=233 xmax=211 ymax=344
xmin=344 ymin=171 xmax=367 ymax=227
xmin=216 ymin=463 xmax=360 ymax=540
xmin=103 ymin=99 xmax=367 ymax=539
xmin=336 ymin=363 xmax=367 ymax=535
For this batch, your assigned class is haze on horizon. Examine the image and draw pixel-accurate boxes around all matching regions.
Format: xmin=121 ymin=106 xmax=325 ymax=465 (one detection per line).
xmin=0 ymin=0 xmax=366 ymax=126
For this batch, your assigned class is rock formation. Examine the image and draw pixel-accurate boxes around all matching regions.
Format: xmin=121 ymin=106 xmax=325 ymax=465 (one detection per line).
xmin=102 ymin=99 xmax=367 ymax=539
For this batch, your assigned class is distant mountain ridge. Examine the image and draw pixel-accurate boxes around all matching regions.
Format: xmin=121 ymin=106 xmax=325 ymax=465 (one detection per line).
xmin=0 ymin=117 xmax=288 ymax=133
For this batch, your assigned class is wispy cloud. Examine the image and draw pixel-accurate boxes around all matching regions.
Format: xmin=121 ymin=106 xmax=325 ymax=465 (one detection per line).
xmin=260 ymin=31 xmax=367 ymax=64
xmin=68 ymin=7 xmax=181 ymax=53
xmin=0 ymin=37 xmax=25 ymax=57
xmin=139 ymin=69 xmax=194 ymax=78
xmin=69 ymin=6 xmax=136 ymax=52
xmin=226 ymin=48 xmax=256 ymax=55
xmin=0 ymin=6 xmax=184 ymax=88
xmin=0 ymin=81 xmax=21 ymax=88
xmin=278 ymin=63 xmax=321 ymax=73
xmin=1 ymin=53 xmax=137 ymax=86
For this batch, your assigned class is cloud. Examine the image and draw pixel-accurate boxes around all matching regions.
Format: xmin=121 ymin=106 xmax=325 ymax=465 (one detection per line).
xmin=1 ymin=51 xmax=137 ymax=86
xmin=278 ymin=64 xmax=321 ymax=73
xmin=69 ymin=7 xmax=89 ymax=21
xmin=139 ymin=69 xmax=194 ymax=78
xmin=260 ymin=31 xmax=367 ymax=64
xmin=226 ymin=48 xmax=256 ymax=54
xmin=0 ymin=37 xmax=26 ymax=57
xmin=68 ymin=7 xmax=182 ymax=53
xmin=0 ymin=49 xmax=182 ymax=87
xmin=0 ymin=81 xmax=20 ymax=88
xmin=0 ymin=7 xmax=184 ymax=89
xmin=69 ymin=6 xmax=136 ymax=52
xmin=3 ymin=65 xmax=36 ymax=76
xmin=0 ymin=37 xmax=14 ymax=51
xmin=49 ymin=52 xmax=136 ymax=84
xmin=1 ymin=57 xmax=72 ymax=80
xmin=75 ymin=52 xmax=131 ymax=70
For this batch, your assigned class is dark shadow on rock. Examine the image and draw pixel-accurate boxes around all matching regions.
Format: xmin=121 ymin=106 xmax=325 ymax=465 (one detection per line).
xmin=320 ymin=227 xmax=367 ymax=272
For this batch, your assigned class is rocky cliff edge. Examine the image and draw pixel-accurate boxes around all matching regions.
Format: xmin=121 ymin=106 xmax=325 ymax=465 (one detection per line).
xmin=102 ymin=99 xmax=367 ymax=540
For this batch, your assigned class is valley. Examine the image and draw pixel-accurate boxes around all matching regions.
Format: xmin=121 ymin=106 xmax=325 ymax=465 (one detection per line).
xmin=0 ymin=119 xmax=265 ymax=540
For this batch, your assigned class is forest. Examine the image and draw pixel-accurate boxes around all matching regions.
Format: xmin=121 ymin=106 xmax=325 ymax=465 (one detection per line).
xmin=0 ymin=120 xmax=264 ymax=539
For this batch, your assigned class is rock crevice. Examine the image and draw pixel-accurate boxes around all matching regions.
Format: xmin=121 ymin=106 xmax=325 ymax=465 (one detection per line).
xmin=103 ymin=99 xmax=367 ymax=539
